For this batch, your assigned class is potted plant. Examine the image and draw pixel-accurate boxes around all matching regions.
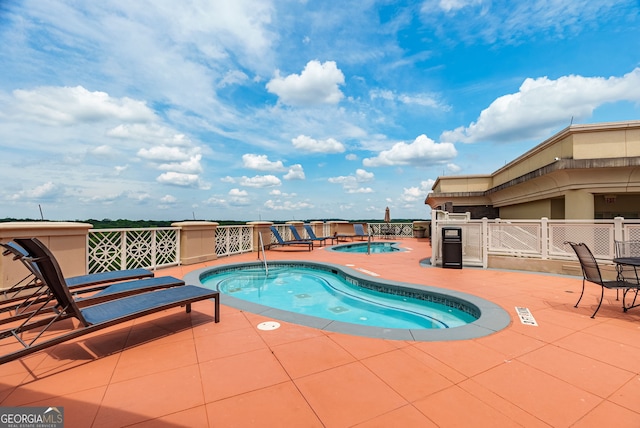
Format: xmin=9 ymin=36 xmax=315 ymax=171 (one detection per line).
xmin=413 ymin=225 xmax=426 ymax=238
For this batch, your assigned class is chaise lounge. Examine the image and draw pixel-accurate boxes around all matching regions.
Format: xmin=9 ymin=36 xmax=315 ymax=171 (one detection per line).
xmin=1 ymin=240 xmax=184 ymax=326
xmin=266 ymin=226 xmax=312 ymax=251
xmin=303 ymin=224 xmax=336 ymax=246
xmin=336 ymin=223 xmax=368 ymax=242
xmin=0 ymin=238 xmax=219 ymax=365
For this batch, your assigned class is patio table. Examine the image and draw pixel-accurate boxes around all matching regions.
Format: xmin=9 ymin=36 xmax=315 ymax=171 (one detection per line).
xmin=613 ymin=257 xmax=640 ymax=312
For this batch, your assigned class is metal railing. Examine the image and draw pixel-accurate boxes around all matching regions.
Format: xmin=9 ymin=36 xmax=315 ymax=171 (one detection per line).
xmin=431 ymin=213 xmax=640 ymax=268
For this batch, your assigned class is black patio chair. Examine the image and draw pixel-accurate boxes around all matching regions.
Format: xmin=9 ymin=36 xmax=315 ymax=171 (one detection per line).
xmin=566 ymin=241 xmax=640 ymax=318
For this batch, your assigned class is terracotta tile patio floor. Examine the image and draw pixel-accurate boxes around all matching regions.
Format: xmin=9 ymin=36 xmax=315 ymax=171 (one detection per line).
xmin=2 ymin=238 xmax=640 ymax=427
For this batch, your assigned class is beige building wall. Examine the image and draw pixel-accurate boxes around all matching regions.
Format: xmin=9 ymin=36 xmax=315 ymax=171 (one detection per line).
xmin=426 ymin=121 xmax=640 ymax=220
xmin=499 ymin=200 xmax=552 ymax=219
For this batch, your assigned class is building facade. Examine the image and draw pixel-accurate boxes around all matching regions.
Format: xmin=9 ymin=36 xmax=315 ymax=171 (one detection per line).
xmin=425 ymin=121 xmax=640 ymax=219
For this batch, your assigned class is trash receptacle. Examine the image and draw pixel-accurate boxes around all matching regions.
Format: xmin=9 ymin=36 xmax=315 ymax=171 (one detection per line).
xmin=442 ymin=227 xmax=462 ymax=269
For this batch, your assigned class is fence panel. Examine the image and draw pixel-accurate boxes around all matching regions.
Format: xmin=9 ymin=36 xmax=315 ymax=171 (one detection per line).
xmin=88 ymin=227 xmax=180 ymax=273
xmin=215 ymin=226 xmax=253 ymax=257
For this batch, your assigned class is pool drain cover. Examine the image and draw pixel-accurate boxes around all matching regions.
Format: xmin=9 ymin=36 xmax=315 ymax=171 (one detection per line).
xmin=257 ymin=321 xmax=281 ymax=331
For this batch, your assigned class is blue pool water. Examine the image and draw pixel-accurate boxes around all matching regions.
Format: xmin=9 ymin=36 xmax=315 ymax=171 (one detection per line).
xmin=329 ymin=241 xmax=402 ymax=253
xmin=202 ymin=265 xmax=476 ymax=329
xmin=187 ymin=261 xmax=511 ymax=341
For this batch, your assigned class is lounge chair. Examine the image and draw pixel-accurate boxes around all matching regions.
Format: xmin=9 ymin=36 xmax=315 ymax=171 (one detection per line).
xmin=266 ymin=226 xmax=312 ymax=251
xmin=1 ymin=240 xmax=181 ymax=325
xmin=336 ymin=223 xmax=368 ymax=241
xmin=0 ymin=237 xmax=219 ymax=365
xmin=289 ymin=225 xmax=333 ymax=247
xmin=303 ymin=225 xmax=336 ymax=246
xmin=2 ymin=241 xmax=153 ymax=301
xmin=566 ymin=241 xmax=640 ymax=318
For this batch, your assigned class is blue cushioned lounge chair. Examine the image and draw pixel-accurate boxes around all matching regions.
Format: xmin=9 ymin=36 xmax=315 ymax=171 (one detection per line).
xmin=0 ymin=238 xmax=219 ymax=365
xmin=303 ymin=225 xmax=336 ymax=246
xmin=268 ymin=226 xmax=312 ymax=251
xmin=0 ymin=240 xmax=181 ymax=326
xmin=336 ymin=223 xmax=368 ymax=241
xmin=289 ymin=225 xmax=334 ymax=247
xmin=1 ymin=241 xmax=154 ymax=306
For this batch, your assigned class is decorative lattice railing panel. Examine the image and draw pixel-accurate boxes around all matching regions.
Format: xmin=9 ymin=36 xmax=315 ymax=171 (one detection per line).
xmin=88 ymin=228 xmax=179 ymax=273
xmin=488 ymin=223 xmax=540 ymax=254
xmin=216 ymin=226 xmax=253 ymax=257
xmin=548 ymin=223 xmax=613 ymax=258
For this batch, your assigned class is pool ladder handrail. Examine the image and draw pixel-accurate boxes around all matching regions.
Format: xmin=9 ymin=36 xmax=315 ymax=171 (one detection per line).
xmin=258 ymin=231 xmax=269 ymax=276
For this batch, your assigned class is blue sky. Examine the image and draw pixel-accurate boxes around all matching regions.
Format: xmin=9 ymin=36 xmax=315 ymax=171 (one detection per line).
xmin=1 ymin=0 xmax=639 ymax=222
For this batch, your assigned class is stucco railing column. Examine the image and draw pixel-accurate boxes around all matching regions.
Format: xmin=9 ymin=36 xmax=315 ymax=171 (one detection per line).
xmin=286 ymin=220 xmax=304 ymax=238
xmin=310 ymin=221 xmax=325 ymax=237
xmin=247 ymin=221 xmax=274 ymax=252
xmin=328 ymin=220 xmax=350 ymax=236
xmin=0 ymin=221 xmax=92 ymax=292
xmin=171 ymin=221 xmax=219 ymax=265
xmin=565 ymin=190 xmax=595 ymax=219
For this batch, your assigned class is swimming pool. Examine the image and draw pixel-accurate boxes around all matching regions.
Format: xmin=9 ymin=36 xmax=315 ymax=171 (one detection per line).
xmin=329 ymin=241 xmax=403 ymax=253
xmin=185 ymin=261 xmax=510 ymax=341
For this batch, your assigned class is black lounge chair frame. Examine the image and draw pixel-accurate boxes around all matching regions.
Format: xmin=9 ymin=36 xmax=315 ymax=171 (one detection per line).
xmin=0 ymin=238 xmax=219 ymax=365
xmin=567 ymin=241 xmax=640 ymax=318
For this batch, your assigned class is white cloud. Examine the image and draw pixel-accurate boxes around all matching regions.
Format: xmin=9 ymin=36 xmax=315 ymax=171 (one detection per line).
xmin=160 ymin=194 xmax=177 ymax=203
xmin=156 ymin=171 xmax=209 ymax=189
xmin=229 ymin=188 xmax=250 ymax=205
xmin=263 ymin=199 xmax=314 ymax=210
xmin=90 ymin=145 xmax=119 ymax=158
xmin=292 ymin=135 xmax=345 ymax=153
xmin=8 ymin=182 xmax=62 ymax=201
xmin=138 ymin=146 xmax=192 ymax=162
xmin=284 ymin=164 xmax=305 ymax=180
xmin=107 ymin=124 xmax=193 ymax=147
xmin=238 ymin=175 xmax=282 ymax=188
xmin=370 ymin=89 xmax=449 ymax=110
xmin=229 ymin=188 xmax=248 ymax=196
xmin=218 ymin=70 xmax=250 ymax=88
xmin=420 ymin=0 xmax=625 ymax=45
xmin=10 ymin=86 xmax=156 ymax=126
xmin=328 ymin=168 xmax=374 ymax=193
xmin=266 ymin=60 xmax=345 ymax=106
xmin=447 ymin=163 xmax=462 ymax=173
xmin=442 ymin=68 xmax=640 ymax=144
xmin=363 ymin=134 xmax=457 ymax=167
xmin=345 ymin=153 xmax=358 ymax=161
xmin=401 ymin=180 xmax=435 ymax=203
xmin=158 ymin=154 xmax=203 ymax=174
xmin=242 ymin=154 xmax=286 ymax=171
xmin=436 ymin=0 xmax=483 ymax=13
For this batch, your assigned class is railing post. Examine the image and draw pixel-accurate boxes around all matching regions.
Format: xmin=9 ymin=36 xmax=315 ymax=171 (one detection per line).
xmin=0 ymin=221 xmax=92 ymax=292
xmin=482 ymin=217 xmax=488 ymax=268
xmin=541 ymin=217 xmax=548 ymax=260
xmin=171 ymin=221 xmax=219 ymax=265
xmin=247 ymin=222 xmax=274 ymax=253
xmin=614 ymin=216 xmax=624 ymax=242
xmin=120 ymin=230 xmax=127 ymax=270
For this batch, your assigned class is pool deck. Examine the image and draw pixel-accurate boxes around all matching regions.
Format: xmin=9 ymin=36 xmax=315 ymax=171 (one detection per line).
xmin=2 ymin=238 xmax=640 ymax=427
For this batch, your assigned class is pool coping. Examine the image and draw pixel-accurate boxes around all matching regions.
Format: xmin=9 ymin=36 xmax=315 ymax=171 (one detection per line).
xmin=184 ymin=260 xmax=511 ymax=341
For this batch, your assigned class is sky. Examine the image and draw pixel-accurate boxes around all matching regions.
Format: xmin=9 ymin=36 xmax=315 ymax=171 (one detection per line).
xmin=1 ymin=0 xmax=639 ymax=222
